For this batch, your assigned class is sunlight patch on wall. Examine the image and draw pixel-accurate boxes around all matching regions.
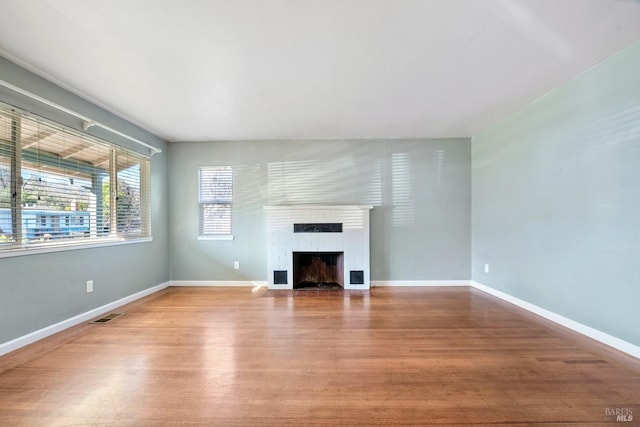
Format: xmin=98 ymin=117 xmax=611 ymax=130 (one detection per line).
xmin=267 ymin=155 xmax=382 ymax=206
xmin=392 ymin=152 xmax=414 ymax=227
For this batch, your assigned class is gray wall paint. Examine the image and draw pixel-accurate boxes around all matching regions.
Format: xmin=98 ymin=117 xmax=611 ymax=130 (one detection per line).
xmin=168 ymin=139 xmax=471 ymax=282
xmin=0 ymin=57 xmax=170 ymax=344
xmin=472 ymin=41 xmax=640 ymax=346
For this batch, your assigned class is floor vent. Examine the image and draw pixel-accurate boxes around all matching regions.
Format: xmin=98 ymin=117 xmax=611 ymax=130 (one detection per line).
xmin=90 ymin=313 xmax=125 ymax=324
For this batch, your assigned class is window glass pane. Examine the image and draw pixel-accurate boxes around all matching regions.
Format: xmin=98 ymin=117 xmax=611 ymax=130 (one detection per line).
xmin=0 ymin=101 xmax=152 ymax=254
xmin=100 ymin=174 xmax=111 ymax=236
xmin=20 ymin=168 xmax=93 ymax=242
xmin=116 ymin=153 xmax=142 ymax=235
xmin=199 ymin=167 xmax=232 ymax=203
xmin=0 ymin=134 xmax=13 ymax=244
xmin=19 ymin=114 xmax=102 ymax=243
xmin=199 ymin=167 xmax=232 ymax=236
xmin=0 ymin=111 xmax=17 ymax=245
xmin=200 ymin=204 xmax=231 ymax=235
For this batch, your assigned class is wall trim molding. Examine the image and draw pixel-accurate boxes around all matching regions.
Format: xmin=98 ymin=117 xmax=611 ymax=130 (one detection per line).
xmin=0 ymin=281 xmax=171 ymax=357
xmin=372 ymin=280 xmax=471 ymax=287
xmin=172 ymin=280 xmax=470 ymax=288
xmin=170 ymin=280 xmax=266 ymax=287
xmin=471 ymin=281 xmax=640 ymax=360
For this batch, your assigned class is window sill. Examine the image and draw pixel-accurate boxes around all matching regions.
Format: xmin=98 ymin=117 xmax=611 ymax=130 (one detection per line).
xmin=198 ymin=235 xmax=234 ymax=241
xmin=0 ymin=236 xmax=153 ymax=259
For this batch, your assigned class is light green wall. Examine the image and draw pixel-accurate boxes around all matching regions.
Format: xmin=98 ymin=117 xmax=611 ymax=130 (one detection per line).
xmin=472 ymin=41 xmax=640 ymax=345
xmin=0 ymin=57 xmax=170 ymax=344
xmin=168 ymin=139 xmax=471 ymax=282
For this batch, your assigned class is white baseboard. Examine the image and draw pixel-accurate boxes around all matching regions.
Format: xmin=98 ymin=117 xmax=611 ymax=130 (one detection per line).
xmin=0 ymin=281 xmax=171 ymax=357
xmin=471 ymin=281 xmax=640 ymax=360
xmin=170 ymin=280 xmax=266 ymax=287
xmin=172 ymin=280 xmax=469 ymax=288
xmin=372 ymin=280 xmax=471 ymax=287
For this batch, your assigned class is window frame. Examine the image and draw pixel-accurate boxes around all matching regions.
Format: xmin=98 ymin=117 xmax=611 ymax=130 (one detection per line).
xmin=198 ymin=166 xmax=233 ymax=240
xmin=0 ymin=103 xmax=152 ymax=258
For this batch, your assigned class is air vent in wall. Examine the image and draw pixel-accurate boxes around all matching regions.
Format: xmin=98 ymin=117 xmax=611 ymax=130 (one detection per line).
xmin=350 ymin=271 xmax=364 ymax=285
xmin=274 ymin=270 xmax=288 ymax=285
xmin=294 ymin=223 xmax=342 ymax=233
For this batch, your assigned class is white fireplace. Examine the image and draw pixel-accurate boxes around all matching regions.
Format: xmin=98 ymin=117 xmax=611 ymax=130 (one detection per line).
xmin=264 ymin=205 xmax=373 ymax=290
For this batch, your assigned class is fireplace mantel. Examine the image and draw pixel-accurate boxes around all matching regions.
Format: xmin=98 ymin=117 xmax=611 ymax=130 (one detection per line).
xmin=264 ymin=205 xmax=373 ymax=289
xmin=264 ymin=205 xmax=374 ymax=211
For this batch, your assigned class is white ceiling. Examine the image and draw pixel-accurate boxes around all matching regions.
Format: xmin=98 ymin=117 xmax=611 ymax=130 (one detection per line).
xmin=1 ymin=0 xmax=640 ymax=142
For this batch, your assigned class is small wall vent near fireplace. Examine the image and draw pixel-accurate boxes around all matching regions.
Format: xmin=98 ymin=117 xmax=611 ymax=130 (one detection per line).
xmin=273 ymin=270 xmax=288 ymax=285
xmin=293 ymin=252 xmax=344 ymax=289
xmin=350 ymin=270 xmax=364 ymax=285
xmin=294 ymin=223 xmax=343 ymax=233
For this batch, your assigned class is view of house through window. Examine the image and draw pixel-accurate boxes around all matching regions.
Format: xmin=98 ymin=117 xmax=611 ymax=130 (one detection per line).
xmin=0 ymin=102 xmax=151 ymax=253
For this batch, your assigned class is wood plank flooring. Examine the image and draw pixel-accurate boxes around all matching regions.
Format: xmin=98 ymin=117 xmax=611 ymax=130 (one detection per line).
xmin=0 ymin=286 xmax=639 ymax=426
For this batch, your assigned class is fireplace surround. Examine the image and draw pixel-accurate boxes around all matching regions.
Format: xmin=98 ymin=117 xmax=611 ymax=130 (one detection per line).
xmin=264 ymin=205 xmax=373 ymax=289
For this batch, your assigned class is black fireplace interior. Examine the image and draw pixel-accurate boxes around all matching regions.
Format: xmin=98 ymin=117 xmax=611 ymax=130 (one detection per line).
xmin=293 ymin=252 xmax=344 ymax=289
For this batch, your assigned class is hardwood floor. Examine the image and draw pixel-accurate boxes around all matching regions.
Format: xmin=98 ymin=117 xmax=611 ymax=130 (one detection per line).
xmin=0 ymin=286 xmax=639 ymax=426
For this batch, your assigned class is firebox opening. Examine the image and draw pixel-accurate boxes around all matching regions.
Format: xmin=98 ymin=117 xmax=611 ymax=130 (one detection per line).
xmin=293 ymin=252 xmax=344 ymax=289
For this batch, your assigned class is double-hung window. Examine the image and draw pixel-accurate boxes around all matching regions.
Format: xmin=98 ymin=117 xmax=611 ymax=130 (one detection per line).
xmin=198 ymin=166 xmax=233 ymax=239
xmin=0 ymin=101 xmax=151 ymax=256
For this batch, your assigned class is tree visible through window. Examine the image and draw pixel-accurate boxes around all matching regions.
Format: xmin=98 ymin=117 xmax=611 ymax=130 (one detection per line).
xmin=198 ymin=166 xmax=232 ymax=237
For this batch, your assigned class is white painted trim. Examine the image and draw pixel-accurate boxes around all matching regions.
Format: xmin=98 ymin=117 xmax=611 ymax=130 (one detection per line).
xmin=372 ymin=280 xmax=471 ymax=287
xmin=0 ymin=237 xmax=153 ymax=259
xmin=263 ymin=205 xmax=373 ymax=211
xmin=197 ymin=235 xmax=234 ymax=241
xmin=471 ymin=281 xmax=640 ymax=360
xmin=0 ymin=281 xmax=170 ymax=357
xmin=170 ymin=280 xmax=265 ymax=287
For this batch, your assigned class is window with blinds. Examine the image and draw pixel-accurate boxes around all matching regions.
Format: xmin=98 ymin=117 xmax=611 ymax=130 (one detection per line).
xmin=198 ymin=166 xmax=232 ymax=239
xmin=0 ymin=101 xmax=151 ymax=255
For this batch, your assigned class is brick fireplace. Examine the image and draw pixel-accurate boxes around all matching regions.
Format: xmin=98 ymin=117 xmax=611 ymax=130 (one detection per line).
xmin=264 ymin=205 xmax=373 ymax=289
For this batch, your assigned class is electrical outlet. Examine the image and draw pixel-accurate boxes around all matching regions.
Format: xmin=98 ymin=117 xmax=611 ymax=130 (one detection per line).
xmin=484 ymin=264 xmax=490 ymax=274
xmin=234 ymin=261 xmax=240 ymax=270
xmin=86 ymin=280 xmax=94 ymax=293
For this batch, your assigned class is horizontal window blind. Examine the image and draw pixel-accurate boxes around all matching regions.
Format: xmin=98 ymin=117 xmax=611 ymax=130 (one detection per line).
xmin=0 ymin=134 xmax=14 ymax=245
xmin=0 ymin=101 xmax=151 ymax=254
xmin=198 ymin=166 xmax=232 ymax=236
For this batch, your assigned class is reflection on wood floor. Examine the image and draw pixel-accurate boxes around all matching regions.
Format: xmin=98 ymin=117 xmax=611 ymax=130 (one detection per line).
xmin=0 ymin=286 xmax=639 ymax=426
